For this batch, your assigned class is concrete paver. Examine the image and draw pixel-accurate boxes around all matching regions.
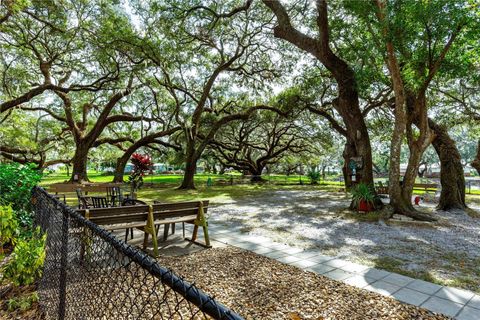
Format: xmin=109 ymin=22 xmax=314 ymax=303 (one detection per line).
xmin=342 ymin=275 xmax=376 ymax=289
xmin=276 ymin=255 xmax=303 ymax=264
xmin=456 ymin=306 xmax=480 ymax=320
xmin=323 ymin=258 xmax=349 ymax=269
xmin=406 ymin=279 xmax=443 ymax=295
xmin=323 ymin=269 xmax=354 ymax=281
xmin=308 ymin=254 xmax=336 ymax=264
xmin=340 ymin=262 xmax=370 ymax=274
xmin=289 ymin=259 xmax=318 ymax=269
xmin=421 ymin=297 xmax=464 ymax=318
xmin=262 ymin=250 xmax=288 ymax=259
xmin=466 ymin=294 xmax=480 ymax=310
xmin=434 ymin=287 xmax=476 ymax=305
xmin=309 ymin=264 xmax=336 ymax=274
xmin=392 ymin=287 xmax=430 ymax=306
xmin=382 ymin=273 xmax=415 ymax=287
xmin=364 ymin=280 xmax=402 ymax=297
xmin=358 ymin=268 xmax=391 ymax=280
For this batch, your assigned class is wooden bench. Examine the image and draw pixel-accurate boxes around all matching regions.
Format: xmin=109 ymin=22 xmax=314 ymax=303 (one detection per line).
xmin=77 ymin=200 xmax=210 ymax=256
xmin=375 ymin=183 xmax=437 ymax=195
xmin=149 ymin=201 xmax=210 ymax=248
xmin=413 ymin=183 xmax=437 ymax=192
xmin=49 ymin=182 xmax=123 ymax=194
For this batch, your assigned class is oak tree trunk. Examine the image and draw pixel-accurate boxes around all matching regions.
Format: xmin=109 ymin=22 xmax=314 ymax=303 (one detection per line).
xmin=70 ymin=144 xmax=90 ymax=183
xmin=341 ymin=131 xmax=374 ymax=190
xmin=250 ymin=167 xmax=265 ymax=182
xmin=219 ymin=165 xmax=226 ymax=175
xmin=179 ymin=160 xmax=197 ymax=189
xmin=471 ymin=140 xmax=480 ymax=175
xmin=429 ymin=118 xmax=466 ymax=210
xmin=179 ymin=139 xmax=198 ymax=190
xmin=113 ymin=154 xmax=130 ymax=183
xmin=394 ymin=94 xmax=436 ymax=221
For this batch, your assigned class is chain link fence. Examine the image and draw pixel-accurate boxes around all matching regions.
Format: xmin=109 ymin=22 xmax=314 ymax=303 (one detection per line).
xmin=32 ymin=186 xmax=243 ymax=320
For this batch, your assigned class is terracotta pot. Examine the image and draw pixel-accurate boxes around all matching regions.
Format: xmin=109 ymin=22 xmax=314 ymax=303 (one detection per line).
xmin=358 ymin=199 xmax=373 ymax=212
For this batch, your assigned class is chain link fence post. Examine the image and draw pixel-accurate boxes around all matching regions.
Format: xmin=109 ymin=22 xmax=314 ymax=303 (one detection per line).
xmin=57 ymin=208 xmax=69 ymax=319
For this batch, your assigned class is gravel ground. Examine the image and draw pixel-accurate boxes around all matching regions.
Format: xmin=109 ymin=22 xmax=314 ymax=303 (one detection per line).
xmin=208 ymin=190 xmax=480 ymax=291
xmin=157 ymin=247 xmax=450 ymax=320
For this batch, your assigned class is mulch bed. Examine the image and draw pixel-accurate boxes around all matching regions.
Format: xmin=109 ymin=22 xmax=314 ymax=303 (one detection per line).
xmin=156 ymin=247 xmax=451 ymax=320
xmin=0 ymin=283 xmax=43 ymax=320
xmin=1 ymin=246 xmax=452 ymax=319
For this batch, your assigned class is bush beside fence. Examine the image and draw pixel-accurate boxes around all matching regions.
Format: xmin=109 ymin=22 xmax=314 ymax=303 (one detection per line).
xmin=32 ymin=186 xmax=243 ymax=320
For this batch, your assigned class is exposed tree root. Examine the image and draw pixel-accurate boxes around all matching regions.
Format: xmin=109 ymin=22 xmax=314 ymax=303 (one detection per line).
xmin=397 ymin=208 xmax=437 ymax=222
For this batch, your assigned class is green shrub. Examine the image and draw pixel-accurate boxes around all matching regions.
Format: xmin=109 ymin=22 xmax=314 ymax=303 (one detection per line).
xmin=307 ymin=170 xmax=321 ymax=184
xmin=7 ymin=292 xmax=39 ymax=312
xmin=2 ymin=228 xmax=46 ymax=286
xmin=0 ymin=205 xmax=18 ymax=254
xmin=0 ymin=163 xmax=42 ymax=227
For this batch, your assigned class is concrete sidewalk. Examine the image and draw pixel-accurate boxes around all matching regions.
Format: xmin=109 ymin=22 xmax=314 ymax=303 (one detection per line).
xmin=203 ymin=224 xmax=479 ymax=320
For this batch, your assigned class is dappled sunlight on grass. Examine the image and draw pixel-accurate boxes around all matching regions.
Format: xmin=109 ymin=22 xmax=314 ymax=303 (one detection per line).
xmin=138 ymin=184 xmax=341 ymax=204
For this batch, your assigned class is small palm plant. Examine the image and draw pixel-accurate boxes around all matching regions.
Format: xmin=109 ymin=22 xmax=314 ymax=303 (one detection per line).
xmin=350 ymin=183 xmax=376 ymax=212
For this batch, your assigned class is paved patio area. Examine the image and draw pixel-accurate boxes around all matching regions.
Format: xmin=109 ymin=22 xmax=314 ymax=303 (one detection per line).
xmin=192 ymin=223 xmax=480 ymax=320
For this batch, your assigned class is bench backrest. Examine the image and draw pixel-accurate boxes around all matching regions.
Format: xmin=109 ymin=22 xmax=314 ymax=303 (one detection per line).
xmin=77 ymin=205 xmax=150 ymax=226
xmin=49 ymin=183 xmax=122 ymax=194
xmin=151 ymin=201 xmax=209 ymax=220
xmin=77 ymin=201 xmax=209 ymax=226
xmin=413 ymin=183 xmax=437 ymax=189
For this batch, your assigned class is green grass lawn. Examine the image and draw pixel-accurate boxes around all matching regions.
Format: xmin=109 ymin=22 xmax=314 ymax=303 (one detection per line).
xmin=40 ymin=170 xmax=337 ymax=186
xmin=40 ymin=170 xmax=345 ymax=193
xmin=41 ymin=170 xmax=345 ymax=206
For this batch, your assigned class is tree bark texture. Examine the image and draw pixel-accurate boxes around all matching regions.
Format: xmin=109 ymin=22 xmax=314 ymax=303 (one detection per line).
xmin=179 ymin=158 xmax=197 ymax=189
xmin=471 ymin=140 xmax=480 ymax=175
xmin=429 ymin=118 xmax=466 ymax=210
xmin=179 ymin=139 xmax=198 ymax=190
xmin=70 ymin=143 xmax=90 ymax=183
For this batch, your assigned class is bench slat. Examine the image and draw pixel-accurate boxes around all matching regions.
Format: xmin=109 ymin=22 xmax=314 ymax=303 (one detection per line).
xmin=90 ymin=213 xmax=149 ymax=226
xmin=103 ymin=222 xmax=147 ymax=230
xmin=152 ymin=201 xmax=209 ymax=211
xmin=78 ymin=205 xmax=150 ymax=218
xmin=153 ymin=215 xmax=197 ymax=225
xmin=152 ymin=208 xmax=208 ymax=219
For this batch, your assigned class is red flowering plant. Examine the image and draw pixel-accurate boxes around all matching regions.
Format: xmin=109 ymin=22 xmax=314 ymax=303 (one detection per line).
xmin=128 ymin=153 xmax=153 ymax=198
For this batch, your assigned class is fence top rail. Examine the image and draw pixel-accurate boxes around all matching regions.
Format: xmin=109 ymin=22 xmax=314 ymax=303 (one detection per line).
xmin=34 ymin=186 xmax=243 ymax=320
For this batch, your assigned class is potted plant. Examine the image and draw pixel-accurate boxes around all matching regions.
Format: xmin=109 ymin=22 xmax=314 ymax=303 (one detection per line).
xmin=128 ymin=153 xmax=153 ymax=199
xmin=350 ymin=183 xmax=375 ymax=212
